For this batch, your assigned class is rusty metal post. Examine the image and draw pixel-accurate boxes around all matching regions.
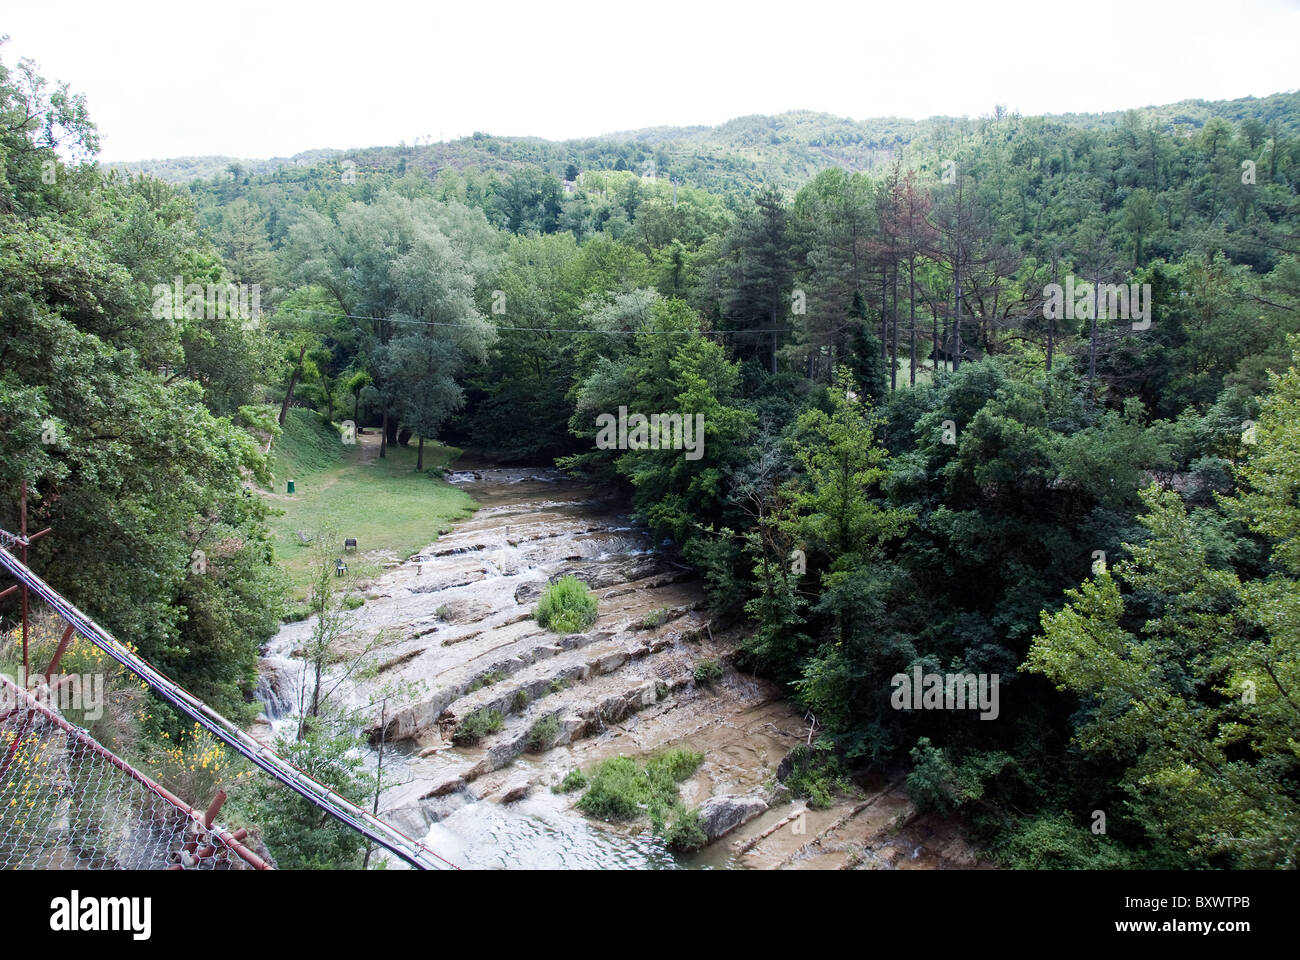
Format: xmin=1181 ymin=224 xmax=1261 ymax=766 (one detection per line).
xmin=45 ymin=622 xmax=76 ymax=681
xmin=204 ymin=789 xmax=228 ymax=828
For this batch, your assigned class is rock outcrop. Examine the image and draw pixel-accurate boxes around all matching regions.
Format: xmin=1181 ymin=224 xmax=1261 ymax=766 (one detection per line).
xmin=696 ymin=794 xmax=769 ymax=841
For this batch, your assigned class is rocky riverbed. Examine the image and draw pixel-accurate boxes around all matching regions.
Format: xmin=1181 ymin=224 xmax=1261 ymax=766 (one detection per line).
xmin=254 ymin=458 xmax=986 ymax=869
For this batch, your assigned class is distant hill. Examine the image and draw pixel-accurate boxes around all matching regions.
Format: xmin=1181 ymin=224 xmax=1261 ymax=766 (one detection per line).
xmin=106 ymin=149 xmax=342 ymax=184
xmin=106 ymin=90 xmax=1300 ymax=195
xmin=1050 ymin=90 xmax=1300 ymax=133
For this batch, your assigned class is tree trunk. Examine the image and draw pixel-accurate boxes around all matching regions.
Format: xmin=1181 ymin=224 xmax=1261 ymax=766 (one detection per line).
xmin=363 ymin=699 xmax=387 ymax=870
xmin=379 ymin=407 xmax=388 ymax=459
xmin=909 ymin=254 xmax=917 ymax=387
xmin=770 ymin=301 xmax=778 ymax=374
xmin=417 ymin=435 xmax=425 ymax=472
xmin=953 ymin=261 xmax=962 ymax=373
xmin=933 ymin=310 xmax=940 ymax=376
xmin=953 ymin=180 xmax=963 ymax=372
xmin=309 ymin=655 xmax=323 ymax=728
xmin=278 ymin=343 xmax=307 ymax=425
xmin=880 ymin=271 xmax=888 ymax=363
xmin=890 ymin=264 xmax=898 ymax=392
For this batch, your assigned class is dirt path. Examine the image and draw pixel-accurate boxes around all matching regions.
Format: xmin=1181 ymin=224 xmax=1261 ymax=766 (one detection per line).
xmin=357 ymin=429 xmax=380 ymax=464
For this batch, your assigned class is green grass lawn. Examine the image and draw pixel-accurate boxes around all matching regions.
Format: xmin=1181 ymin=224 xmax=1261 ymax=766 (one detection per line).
xmin=262 ymin=409 xmax=477 ymax=600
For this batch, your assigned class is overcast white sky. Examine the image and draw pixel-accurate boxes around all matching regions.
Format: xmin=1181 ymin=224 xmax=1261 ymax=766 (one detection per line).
xmin=5 ymin=0 xmax=1299 ymax=161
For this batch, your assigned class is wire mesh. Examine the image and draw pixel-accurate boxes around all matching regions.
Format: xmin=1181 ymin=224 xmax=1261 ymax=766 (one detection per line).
xmin=0 ymin=677 xmax=264 ymax=870
xmin=0 ymin=538 xmax=451 ymax=870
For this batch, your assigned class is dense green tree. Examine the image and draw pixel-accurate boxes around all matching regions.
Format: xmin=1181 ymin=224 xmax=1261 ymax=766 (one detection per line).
xmin=712 ymin=186 xmax=794 ymax=372
xmin=0 ymin=53 xmax=283 ymax=717
xmin=784 ymin=372 xmax=912 ymax=757
xmin=376 ymin=333 xmax=464 ymax=470
xmin=290 ymin=192 xmax=498 ymax=452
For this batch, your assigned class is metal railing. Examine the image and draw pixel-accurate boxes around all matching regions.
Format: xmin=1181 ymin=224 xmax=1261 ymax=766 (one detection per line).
xmin=0 ymin=540 xmax=455 ymax=871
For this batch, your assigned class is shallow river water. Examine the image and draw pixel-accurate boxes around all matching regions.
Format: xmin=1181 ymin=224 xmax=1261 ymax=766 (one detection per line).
xmin=254 ymin=455 xmax=981 ymax=870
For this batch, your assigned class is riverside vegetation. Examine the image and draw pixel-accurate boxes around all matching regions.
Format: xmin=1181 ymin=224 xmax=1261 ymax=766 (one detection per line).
xmin=3 ymin=40 xmax=1300 ymax=867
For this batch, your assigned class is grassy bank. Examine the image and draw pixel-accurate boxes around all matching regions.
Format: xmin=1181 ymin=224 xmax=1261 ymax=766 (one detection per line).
xmin=262 ymin=409 xmax=477 ymax=600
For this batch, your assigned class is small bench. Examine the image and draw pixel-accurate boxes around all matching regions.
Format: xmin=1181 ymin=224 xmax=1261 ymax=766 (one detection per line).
xmin=344 ymin=538 xmax=357 ymax=551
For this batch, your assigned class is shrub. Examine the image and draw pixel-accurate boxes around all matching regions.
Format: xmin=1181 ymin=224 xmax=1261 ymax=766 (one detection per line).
xmin=577 ymin=749 xmax=703 ymax=823
xmin=663 ymin=804 xmax=707 ymax=852
xmin=553 ymin=768 xmax=589 ymax=793
xmin=805 ymin=780 xmax=833 ymax=810
xmin=451 ymin=708 xmax=503 ymax=745
xmin=693 ymin=659 xmax=723 ymax=686
xmin=996 ymin=814 xmax=1137 ymax=870
xmin=906 ymin=738 xmax=1015 ymax=817
xmin=467 ymin=670 xmax=505 ymax=692
xmin=535 ymin=575 xmax=598 ymax=634
xmin=237 ymin=729 xmax=370 ymax=869
xmin=512 ymin=689 xmax=531 ymax=712
xmin=341 ymin=595 xmax=365 ymax=611
xmin=526 ymin=714 xmax=560 ymax=752
xmin=646 ymin=748 xmax=704 ymax=785
xmin=283 ymin=605 xmax=311 ymax=623
xmin=905 ymin=737 xmax=962 ymax=815
xmin=577 ymin=756 xmax=652 ymax=820
xmin=640 ymin=607 xmax=670 ymax=629
xmin=783 ymin=744 xmax=847 ymax=810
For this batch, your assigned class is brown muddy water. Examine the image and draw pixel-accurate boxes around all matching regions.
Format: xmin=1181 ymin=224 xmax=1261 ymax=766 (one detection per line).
xmin=253 ymin=458 xmax=984 ymax=870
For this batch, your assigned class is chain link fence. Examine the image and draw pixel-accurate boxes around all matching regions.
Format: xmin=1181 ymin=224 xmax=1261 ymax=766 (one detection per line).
xmin=0 ymin=675 xmax=268 ymax=870
xmin=0 ymin=538 xmax=451 ymax=870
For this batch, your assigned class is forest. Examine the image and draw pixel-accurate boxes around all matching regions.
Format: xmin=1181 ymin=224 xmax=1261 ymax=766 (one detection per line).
xmin=3 ymin=39 xmax=1299 ymax=869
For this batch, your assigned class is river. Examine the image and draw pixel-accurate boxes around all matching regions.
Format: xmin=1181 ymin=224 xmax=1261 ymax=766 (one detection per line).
xmin=253 ymin=455 xmax=982 ymax=870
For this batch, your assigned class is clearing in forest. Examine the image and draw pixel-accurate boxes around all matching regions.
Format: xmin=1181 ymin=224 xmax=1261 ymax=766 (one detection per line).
xmin=262 ymin=409 xmax=477 ymax=599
